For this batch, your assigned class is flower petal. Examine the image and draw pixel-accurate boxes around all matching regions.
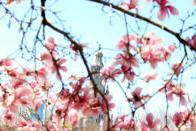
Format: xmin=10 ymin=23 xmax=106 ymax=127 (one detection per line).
xmin=167 ymin=5 xmax=179 ymax=15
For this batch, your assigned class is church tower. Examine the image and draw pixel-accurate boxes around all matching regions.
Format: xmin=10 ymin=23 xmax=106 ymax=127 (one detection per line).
xmin=79 ymin=51 xmax=109 ymax=131
xmin=90 ymin=51 xmax=105 ymax=94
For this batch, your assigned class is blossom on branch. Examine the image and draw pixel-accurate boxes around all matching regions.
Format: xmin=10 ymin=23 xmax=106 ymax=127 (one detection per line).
xmin=115 ymin=115 xmax=135 ymax=130
xmin=187 ymin=34 xmax=196 ymax=49
xmin=144 ymin=73 xmax=157 ymax=83
xmin=141 ymin=113 xmax=160 ymax=130
xmin=120 ymin=0 xmax=138 ymax=10
xmin=128 ymin=87 xmax=149 ymax=108
xmin=140 ymin=32 xmax=176 ymax=68
xmin=155 ymin=0 xmax=179 ymax=20
xmin=164 ymin=82 xmax=190 ymax=105
xmin=45 ymin=37 xmax=56 ymax=51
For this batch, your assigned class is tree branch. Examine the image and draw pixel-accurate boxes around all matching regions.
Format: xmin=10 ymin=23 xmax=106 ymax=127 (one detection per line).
xmin=87 ymin=0 xmax=196 ymax=51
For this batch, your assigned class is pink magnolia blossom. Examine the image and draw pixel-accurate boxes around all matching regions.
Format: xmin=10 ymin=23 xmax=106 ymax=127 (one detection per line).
xmin=100 ymin=95 xmax=115 ymax=113
xmin=144 ymin=73 xmax=157 ymax=82
xmin=115 ymin=53 xmax=138 ymax=81
xmin=101 ymin=66 xmax=121 ymax=82
xmin=33 ymin=96 xmax=43 ymax=112
xmin=41 ymin=55 xmax=67 ymax=79
xmin=168 ymin=44 xmax=177 ymax=52
xmin=60 ymin=88 xmax=70 ymax=100
xmin=55 ymin=101 xmax=69 ymax=118
xmin=187 ymin=34 xmax=196 ymax=49
xmin=166 ymin=83 xmax=190 ymax=105
xmin=45 ymin=37 xmax=56 ymax=51
xmin=1 ymin=58 xmax=12 ymax=66
xmin=115 ymin=115 xmax=135 ymax=129
xmin=141 ymin=127 xmax=150 ymax=131
xmin=67 ymin=109 xmax=78 ymax=126
xmin=172 ymin=112 xmax=185 ymax=127
xmin=1 ymin=85 xmax=17 ymax=111
xmin=82 ymin=98 xmax=100 ymax=117
xmin=17 ymin=119 xmax=42 ymax=131
xmin=48 ymin=114 xmax=64 ymax=130
xmin=37 ymin=67 xmax=47 ymax=79
xmin=69 ymin=77 xmax=86 ymax=92
xmin=47 ymin=121 xmax=58 ymax=131
xmin=121 ymin=65 xmax=135 ymax=82
xmin=40 ymin=52 xmax=52 ymax=61
xmin=141 ymin=32 xmax=163 ymax=46
xmin=79 ymin=89 xmax=114 ymax=117
xmin=121 ymin=0 xmax=138 ymax=10
xmin=115 ymin=53 xmax=138 ymax=68
xmin=7 ymin=69 xmax=17 ymax=77
xmin=12 ymin=78 xmax=25 ymax=89
xmin=117 ymin=34 xmax=137 ymax=51
xmin=51 ymin=58 xmax=67 ymax=78
xmin=14 ymin=86 xmax=33 ymax=105
xmin=69 ymin=81 xmax=114 ymax=117
xmin=140 ymin=33 xmax=164 ymax=68
xmin=68 ymin=86 xmax=99 ymax=116
xmin=2 ymin=111 xmax=16 ymax=125
xmin=162 ymin=44 xmax=176 ymax=60
xmin=155 ymin=0 xmax=179 ymax=20
xmin=141 ymin=113 xmax=160 ymax=129
xmin=48 ymin=94 xmax=58 ymax=105
xmin=140 ymin=33 xmax=175 ymax=68
xmin=128 ymin=87 xmax=149 ymax=108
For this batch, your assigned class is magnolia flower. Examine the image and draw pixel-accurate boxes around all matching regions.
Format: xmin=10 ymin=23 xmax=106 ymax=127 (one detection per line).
xmin=17 ymin=119 xmax=42 ymax=131
xmin=116 ymin=115 xmax=135 ymax=129
xmin=140 ymin=33 xmax=177 ymax=68
xmin=168 ymin=44 xmax=176 ymax=52
xmin=155 ymin=0 xmax=179 ymax=20
xmin=141 ymin=113 xmax=160 ymax=130
xmin=144 ymin=73 xmax=157 ymax=82
xmin=187 ymin=34 xmax=196 ymax=49
xmin=100 ymin=95 xmax=115 ymax=113
xmin=172 ymin=112 xmax=185 ymax=127
xmin=67 ymin=109 xmax=78 ymax=126
xmin=37 ymin=67 xmax=47 ymax=79
xmin=2 ymin=111 xmax=16 ymax=124
xmin=1 ymin=58 xmax=12 ymax=66
xmin=101 ymin=66 xmax=121 ymax=82
xmin=120 ymin=65 xmax=135 ymax=82
xmin=121 ymin=0 xmax=138 ymax=10
xmin=166 ymin=83 xmax=190 ymax=105
xmin=115 ymin=53 xmax=138 ymax=68
xmin=40 ymin=52 xmax=52 ymax=61
xmin=51 ymin=58 xmax=67 ymax=78
xmin=117 ymin=34 xmax=137 ymax=51
xmin=45 ymin=37 xmax=56 ymax=51
xmin=15 ymin=86 xmax=33 ymax=105
xmin=128 ymin=87 xmax=149 ymax=108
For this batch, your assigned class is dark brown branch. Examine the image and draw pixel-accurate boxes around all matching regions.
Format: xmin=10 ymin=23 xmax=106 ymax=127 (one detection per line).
xmin=87 ymin=0 xmax=196 ymax=51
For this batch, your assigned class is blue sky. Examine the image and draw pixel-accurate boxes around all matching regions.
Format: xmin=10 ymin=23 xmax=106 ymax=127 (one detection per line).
xmin=0 ymin=0 xmax=196 ymax=119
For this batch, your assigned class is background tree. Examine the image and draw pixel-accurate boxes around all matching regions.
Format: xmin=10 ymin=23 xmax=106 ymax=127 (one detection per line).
xmin=0 ymin=0 xmax=195 ymax=130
